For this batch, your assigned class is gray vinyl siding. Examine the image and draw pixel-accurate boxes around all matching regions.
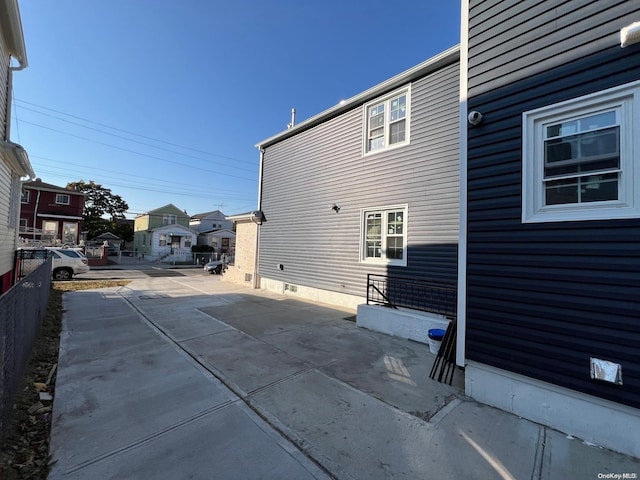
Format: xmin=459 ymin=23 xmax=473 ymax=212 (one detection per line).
xmin=468 ymin=0 xmax=639 ymax=97
xmin=259 ymin=60 xmax=459 ymax=298
xmin=465 ymin=1 xmax=640 ymax=408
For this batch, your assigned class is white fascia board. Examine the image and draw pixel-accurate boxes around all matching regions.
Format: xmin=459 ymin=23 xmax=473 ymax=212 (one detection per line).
xmin=0 ymin=0 xmax=28 ymax=68
xmin=36 ymin=214 xmax=83 ymax=220
xmin=1 ymin=140 xmax=34 ymax=178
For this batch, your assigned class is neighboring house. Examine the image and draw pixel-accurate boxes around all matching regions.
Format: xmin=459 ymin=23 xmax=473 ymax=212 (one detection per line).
xmin=190 ymin=210 xmax=236 ymax=255
xmin=222 ymin=211 xmax=263 ymax=287
xmin=0 ymin=0 xmax=34 ymax=294
xmin=19 ymin=178 xmax=85 ymax=245
xmin=189 ymin=210 xmax=233 ymax=233
xmin=91 ymin=231 xmax=121 ymax=250
xmin=133 ymin=204 xmax=196 ymax=261
xmin=255 ymin=47 xmax=460 ymax=311
xmin=196 ymin=228 xmax=236 ymax=255
xmin=460 ymin=1 xmax=640 ymax=457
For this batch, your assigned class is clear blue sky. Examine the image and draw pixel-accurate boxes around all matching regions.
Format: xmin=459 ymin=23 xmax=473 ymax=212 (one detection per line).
xmin=12 ymin=1 xmax=460 ymax=218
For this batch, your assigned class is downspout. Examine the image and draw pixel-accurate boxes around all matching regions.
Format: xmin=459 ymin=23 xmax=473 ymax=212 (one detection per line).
xmin=33 ymin=189 xmax=40 ymax=240
xmin=456 ymin=0 xmax=470 ymax=368
xmin=252 ymin=147 xmax=265 ymax=289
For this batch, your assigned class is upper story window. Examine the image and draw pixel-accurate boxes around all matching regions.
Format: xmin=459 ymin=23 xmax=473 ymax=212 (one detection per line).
xmin=364 ymin=88 xmax=410 ymax=154
xmin=360 ymin=205 xmax=408 ymax=266
xmin=163 ymin=214 xmax=177 ymax=225
xmin=522 ymin=81 xmax=640 ymax=223
xmin=21 ymin=190 xmax=30 ymax=203
xmin=56 ymin=193 xmax=70 ymax=205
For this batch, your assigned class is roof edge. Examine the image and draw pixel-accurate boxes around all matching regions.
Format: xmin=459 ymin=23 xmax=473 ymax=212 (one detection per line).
xmin=256 ymin=44 xmax=460 ymax=149
xmin=0 ymin=0 xmax=28 ymax=68
xmin=1 ymin=141 xmax=34 ymax=178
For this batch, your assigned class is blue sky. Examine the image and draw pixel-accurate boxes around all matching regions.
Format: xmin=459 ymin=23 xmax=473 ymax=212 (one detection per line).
xmin=13 ymin=1 xmax=460 ymax=218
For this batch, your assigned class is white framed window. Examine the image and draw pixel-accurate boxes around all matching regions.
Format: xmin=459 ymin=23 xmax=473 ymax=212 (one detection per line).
xmin=523 ymin=81 xmax=640 ymax=223
xmin=184 ymin=237 xmax=192 ymax=248
xmin=163 ymin=214 xmax=177 ymax=225
xmin=19 ymin=218 xmax=27 ymax=232
xmin=63 ymin=222 xmax=77 ymax=244
xmin=364 ymin=87 xmax=410 ymax=154
xmin=360 ymin=205 xmax=408 ymax=266
xmin=21 ymin=189 xmax=30 ymax=203
xmin=159 ymin=234 xmax=167 ymax=246
xmin=56 ymin=193 xmax=70 ymax=205
xmin=43 ymin=221 xmax=58 ymax=239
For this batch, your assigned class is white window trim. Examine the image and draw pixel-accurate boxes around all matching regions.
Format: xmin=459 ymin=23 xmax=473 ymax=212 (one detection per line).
xmin=363 ymin=86 xmax=411 ymax=155
xmin=21 ymin=189 xmax=29 ymax=203
xmin=523 ymin=80 xmax=640 ymax=223
xmin=359 ymin=204 xmax=408 ymax=267
xmin=163 ymin=214 xmax=177 ymax=225
xmin=56 ymin=193 xmax=70 ymax=205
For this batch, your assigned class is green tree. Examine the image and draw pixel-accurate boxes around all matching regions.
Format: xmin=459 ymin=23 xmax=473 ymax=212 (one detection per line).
xmin=66 ymin=180 xmax=129 ymax=239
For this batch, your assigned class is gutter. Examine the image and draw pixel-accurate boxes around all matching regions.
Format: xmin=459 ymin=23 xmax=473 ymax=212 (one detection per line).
xmin=1 ymin=0 xmax=28 ymax=69
xmin=1 ymin=141 xmax=34 ymax=178
xmin=253 ymin=148 xmax=265 ymax=289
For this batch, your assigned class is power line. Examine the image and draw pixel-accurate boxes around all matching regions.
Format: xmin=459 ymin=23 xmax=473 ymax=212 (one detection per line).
xmin=15 ymin=98 xmax=256 ymax=165
xmin=33 ymin=167 xmax=255 ymax=200
xmin=20 ymin=120 xmax=257 ymax=182
xmin=30 ymin=155 xmax=254 ymax=196
xmin=16 ymin=103 xmax=258 ymax=172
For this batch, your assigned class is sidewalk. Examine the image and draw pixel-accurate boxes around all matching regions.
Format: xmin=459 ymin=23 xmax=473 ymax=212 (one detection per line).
xmin=49 ymin=274 xmax=640 ymax=479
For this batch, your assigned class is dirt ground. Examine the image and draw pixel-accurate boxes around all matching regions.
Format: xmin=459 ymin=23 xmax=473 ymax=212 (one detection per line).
xmin=0 ymin=280 xmax=129 ymax=480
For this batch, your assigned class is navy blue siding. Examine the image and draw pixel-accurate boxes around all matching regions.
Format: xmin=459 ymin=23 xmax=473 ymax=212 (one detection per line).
xmin=466 ymin=45 xmax=640 ymax=408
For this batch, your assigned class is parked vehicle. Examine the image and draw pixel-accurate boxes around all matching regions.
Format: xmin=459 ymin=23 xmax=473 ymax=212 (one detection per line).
xmin=19 ymin=247 xmax=90 ymax=280
xmin=48 ymin=248 xmax=90 ymax=280
xmin=204 ymin=260 xmax=225 ymax=274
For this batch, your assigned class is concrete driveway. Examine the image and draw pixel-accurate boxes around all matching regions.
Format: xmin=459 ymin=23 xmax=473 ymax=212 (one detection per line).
xmin=49 ymin=271 xmax=640 ymax=479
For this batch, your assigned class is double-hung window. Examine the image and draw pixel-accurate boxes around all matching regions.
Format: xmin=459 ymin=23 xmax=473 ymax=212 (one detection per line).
xmin=361 ymin=205 xmax=408 ymax=266
xmin=365 ymin=88 xmax=410 ymax=153
xmin=163 ymin=214 xmax=177 ymax=225
xmin=56 ymin=193 xmax=70 ymax=205
xmin=523 ymin=81 xmax=640 ymax=222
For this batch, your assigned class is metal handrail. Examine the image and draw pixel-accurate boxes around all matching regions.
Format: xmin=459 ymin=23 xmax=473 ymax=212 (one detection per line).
xmin=366 ymin=273 xmax=457 ymax=319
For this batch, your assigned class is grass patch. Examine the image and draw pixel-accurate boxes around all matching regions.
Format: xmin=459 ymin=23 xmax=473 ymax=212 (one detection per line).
xmin=0 ymin=280 xmax=129 ymax=479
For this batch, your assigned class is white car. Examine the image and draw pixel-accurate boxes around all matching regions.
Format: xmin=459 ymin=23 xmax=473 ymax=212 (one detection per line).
xmin=19 ymin=247 xmax=90 ymax=280
xmin=48 ymin=247 xmax=90 ymax=280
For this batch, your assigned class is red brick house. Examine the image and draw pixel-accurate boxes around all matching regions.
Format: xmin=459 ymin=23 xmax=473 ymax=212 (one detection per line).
xmin=20 ymin=179 xmax=85 ymax=245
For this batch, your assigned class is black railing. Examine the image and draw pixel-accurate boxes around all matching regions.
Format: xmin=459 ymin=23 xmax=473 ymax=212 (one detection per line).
xmin=1 ymin=259 xmax=52 ymax=447
xmin=366 ymin=273 xmax=457 ymax=320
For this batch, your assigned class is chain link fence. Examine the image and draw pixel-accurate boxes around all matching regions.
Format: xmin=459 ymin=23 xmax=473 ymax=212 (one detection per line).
xmin=0 ymin=256 xmax=52 ymax=447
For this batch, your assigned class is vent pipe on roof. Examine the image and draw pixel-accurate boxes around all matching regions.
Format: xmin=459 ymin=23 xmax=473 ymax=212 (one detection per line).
xmin=287 ymin=108 xmax=296 ymax=129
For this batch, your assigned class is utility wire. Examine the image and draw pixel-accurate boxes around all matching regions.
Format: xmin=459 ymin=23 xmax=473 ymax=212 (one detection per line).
xmin=30 ymin=155 xmax=253 ymax=197
xmin=20 ymin=120 xmax=257 ymax=182
xmin=16 ymin=103 xmax=257 ymax=172
xmin=15 ymin=98 xmax=256 ymax=165
xmin=33 ymin=167 xmax=254 ymax=200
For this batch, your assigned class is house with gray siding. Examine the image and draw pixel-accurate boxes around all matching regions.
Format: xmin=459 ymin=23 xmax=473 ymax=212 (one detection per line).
xmin=460 ymin=0 xmax=640 ymax=457
xmin=255 ymin=46 xmax=460 ymax=318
